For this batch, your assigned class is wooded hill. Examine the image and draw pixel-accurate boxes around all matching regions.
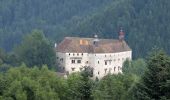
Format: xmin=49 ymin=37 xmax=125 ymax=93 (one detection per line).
xmin=0 ymin=0 xmax=170 ymax=58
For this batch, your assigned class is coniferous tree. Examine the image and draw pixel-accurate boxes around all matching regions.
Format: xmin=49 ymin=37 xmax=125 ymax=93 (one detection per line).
xmin=134 ymin=50 xmax=170 ymax=100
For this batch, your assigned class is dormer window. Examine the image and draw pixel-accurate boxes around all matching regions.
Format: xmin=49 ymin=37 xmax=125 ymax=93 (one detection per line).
xmin=81 ymin=53 xmax=83 ymax=56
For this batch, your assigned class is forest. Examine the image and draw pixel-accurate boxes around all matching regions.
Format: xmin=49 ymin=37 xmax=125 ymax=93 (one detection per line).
xmin=0 ymin=0 xmax=170 ymax=58
xmin=0 ymin=0 xmax=170 ymax=100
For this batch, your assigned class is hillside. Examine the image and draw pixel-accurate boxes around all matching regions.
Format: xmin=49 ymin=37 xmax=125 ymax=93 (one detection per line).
xmin=0 ymin=0 xmax=170 ymax=58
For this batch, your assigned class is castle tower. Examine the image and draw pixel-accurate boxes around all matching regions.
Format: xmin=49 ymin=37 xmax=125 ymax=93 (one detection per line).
xmin=119 ymin=28 xmax=125 ymax=41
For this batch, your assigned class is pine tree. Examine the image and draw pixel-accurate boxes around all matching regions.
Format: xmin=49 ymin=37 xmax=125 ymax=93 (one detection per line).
xmin=134 ymin=50 xmax=170 ymax=100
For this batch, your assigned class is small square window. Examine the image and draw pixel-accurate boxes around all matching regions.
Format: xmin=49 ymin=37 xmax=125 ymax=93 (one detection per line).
xmin=71 ymin=60 xmax=75 ymax=64
xmin=77 ymin=60 xmax=81 ymax=64
xmin=72 ymin=68 xmax=75 ymax=71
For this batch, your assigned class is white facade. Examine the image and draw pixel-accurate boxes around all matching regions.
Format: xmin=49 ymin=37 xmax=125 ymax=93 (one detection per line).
xmin=56 ymin=51 xmax=132 ymax=79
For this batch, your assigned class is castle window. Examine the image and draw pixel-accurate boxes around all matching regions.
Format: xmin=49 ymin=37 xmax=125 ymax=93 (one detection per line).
xmin=105 ymin=55 xmax=106 ymax=57
xmin=98 ymin=61 xmax=100 ymax=64
xmin=98 ymin=71 xmax=100 ymax=75
xmin=60 ymin=58 xmax=63 ymax=62
xmin=73 ymin=53 xmax=75 ymax=56
xmin=104 ymin=68 xmax=107 ymax=74
xmin=114 ymin=67 xmax=116 ymax=71
xmin=71 ymin=60 xmax=75 ymax=64
xmin=77 ymin=60 xmax=81 ymax=64
xmin=105 ymin=61 xmax=107 ymax=65
xmin=118 ymin=66 xmax=120 ymax=71
xmin=82 ymin=53 xmax=83 ymax=56
xmin=72 ymin=68 xmax=75 ymax=71
xmin=77 ymin=53 xmax=79 ymax=56
xmin=69 ymin=53 xmax=70 ymax=56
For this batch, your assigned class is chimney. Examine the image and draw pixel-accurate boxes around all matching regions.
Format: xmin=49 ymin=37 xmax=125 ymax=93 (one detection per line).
xmin=93 ymin=34 xmax=99 ymax=46
xmin=119 ymin=27 xmax=125 ymax=41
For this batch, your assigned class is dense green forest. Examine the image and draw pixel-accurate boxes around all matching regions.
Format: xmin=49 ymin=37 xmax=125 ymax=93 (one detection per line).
xmin=0 ymin=0 xmax=170 ymax=58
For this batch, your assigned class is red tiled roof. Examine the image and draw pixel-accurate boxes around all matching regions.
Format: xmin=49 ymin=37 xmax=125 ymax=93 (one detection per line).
xmin=56 ymin=37 xmax=131 ymax=53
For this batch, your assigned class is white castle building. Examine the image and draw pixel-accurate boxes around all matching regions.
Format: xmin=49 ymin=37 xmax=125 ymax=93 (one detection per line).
xmin=56 ymin=30 xmax=132 ymax=79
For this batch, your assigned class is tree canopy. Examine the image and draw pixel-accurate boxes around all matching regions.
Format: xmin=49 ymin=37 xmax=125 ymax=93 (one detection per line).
xmin=15 ymin=30 xmax=56 ymax=69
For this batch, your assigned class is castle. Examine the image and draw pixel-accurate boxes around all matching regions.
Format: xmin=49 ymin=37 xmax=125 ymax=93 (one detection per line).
xmin=56 ymin=29 xmax=132 ymax=79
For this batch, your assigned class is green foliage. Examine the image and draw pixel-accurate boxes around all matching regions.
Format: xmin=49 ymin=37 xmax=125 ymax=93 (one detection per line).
xmin=133 ymin=50 xmax=170 ymax=100
xmin=16 ymin=30 xmax=56 ymax=69
xmin=0 ymin=64 xmax=68 ymax=100
xmin=67 ymin=72 xmax=93 ymax=100
xmin=123 ymin=58 xmax=147 ymax=76
xmin=92 ymin=74 xmax=136 ymax=100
